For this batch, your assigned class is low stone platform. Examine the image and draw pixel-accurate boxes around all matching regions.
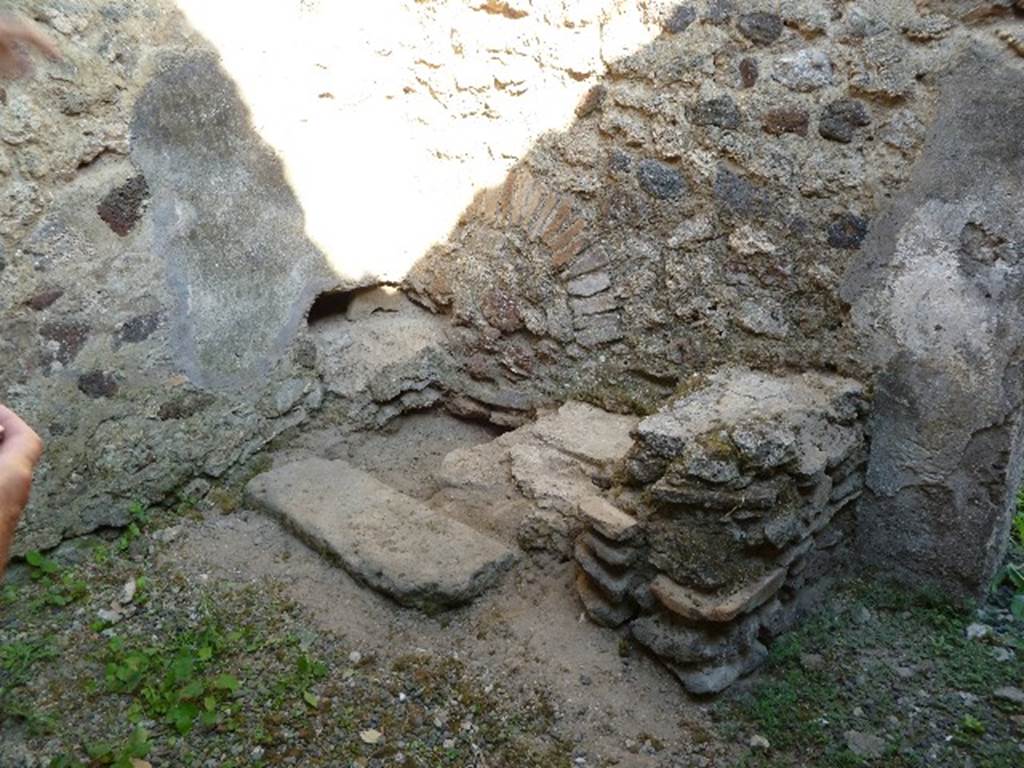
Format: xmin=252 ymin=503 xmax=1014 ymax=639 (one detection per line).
xmin=246 ymin=458 xmax=516 ymax=612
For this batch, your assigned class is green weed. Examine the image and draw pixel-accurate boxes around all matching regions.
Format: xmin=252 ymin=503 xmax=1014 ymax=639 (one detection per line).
xmin=1 ymin=638 xmax=59 ymax=733
xmin=115 ymin=501 xmax=150 ymax=552
xmin=51 ymin=726 xmax=151 ymax=768
xmin=102 ymin=605 xmax=243 ymax=736
xmin=24 ymin=550 xmax=88 ymax=608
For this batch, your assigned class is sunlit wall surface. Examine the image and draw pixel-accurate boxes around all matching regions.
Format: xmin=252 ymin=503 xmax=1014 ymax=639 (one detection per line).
xmin=175 ymin=0 xmax=663 ymax=280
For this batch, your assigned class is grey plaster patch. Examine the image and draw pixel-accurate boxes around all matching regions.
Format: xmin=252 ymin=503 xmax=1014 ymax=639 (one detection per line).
xmin=841 ymin=43 xmax=1024 ymax=597
xmin=130 ymin=52 xmax=338 ymax=390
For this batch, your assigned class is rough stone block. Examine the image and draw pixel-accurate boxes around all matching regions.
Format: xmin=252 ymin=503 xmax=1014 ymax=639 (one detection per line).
xmin=818 ymin=99 xmax=871 ymax=143
xmin=510 ymin=443 xmax=598 ymax=513
xmin=636 ymin=158 xmax=688 ymax=199
xmin=650 ymin=477 xmax=782 ymax=511
xmin=576 ymin=570 xmax=636 ymax=627
xmin=581 ymin=531 xmax=643 ymax=567
xmin=529 ymin=401 xmax=638 ymax=466
xmin=631 ymin=612 xmax=760 ymax=666
xmin=687 ymin=96 xmax=742 ymax=129
xmin=668 ymin=641 xmax=768 ymax=695
xmin=570 ymin=292 xmax=619 ymax=317
xmin=575 ymin=540 xmax=643 ymax=602
xmin=737 ymin=12 xmax=783 ymax=45
xmin=575 ymin=312 xmax=624 ymax=347
xmin=567 ymin=271 xmax=611 ymax=297
xmin=565 ymin=245 xmax=611 ymax=277
xmin=578 ymin=496 xmax=641 ymax=542
xmin=572 ymin=367 xmax=867 ymax=693
xmin=772 ymin=49 xmax=833 ymax=91
xmin=762 ymin=108 xmax=809 ymax=136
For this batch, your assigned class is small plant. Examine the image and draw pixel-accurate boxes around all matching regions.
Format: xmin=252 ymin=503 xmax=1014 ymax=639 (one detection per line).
xmin=1 ymin=638 xmax=58 ymax=681
xmin=116 ymin=501 xmax=150 ymax=552
xmin=267 ymin=645 xmax=329 ymax=711
xmin=960 ymin=714 xmax=985 ymax=735
xmin=24 ymin=550 xmax=88 ymax=608
xmin=102 ymin=608 xmax=243 ymax=736
xmin=1 ymin=583 xmax=18 ymax=605
xmin=996 ymin=563 xmax=1024 ymax=621
xmin=175 ymin=492 xmax=198 ymax=516
xmin=1 ymin=638 xmax=59 ymax=733
xmin=91 ymin=543 xmax=110 ymax=564
xmin=50 ymin=726 xmax=152 ymax=768
xmin=1013 ymin=489 xmax=1024 ymax=546
xmin=85 ymin=726 xmax=152 ymax=767
xmin=952 ymin=713 xmax=988 ymax=746
xmin=992 ymin=490 xmax=1024 ymax=621
xmin=25 ymin=548 xmax=60 ymax=577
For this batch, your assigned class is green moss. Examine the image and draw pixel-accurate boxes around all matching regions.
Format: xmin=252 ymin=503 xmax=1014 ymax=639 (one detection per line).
xmin=646 ymin=518 xmax=763 ymax=593
xmin=696 ymin=429 xmax=738 ymax=460
xmin=572 ymin=382 xmax=663 ymax=416
xmin=567 ymin=367 xmax=672 ymax=417
xmin=207 ymin=487 xmax=242 ymax=514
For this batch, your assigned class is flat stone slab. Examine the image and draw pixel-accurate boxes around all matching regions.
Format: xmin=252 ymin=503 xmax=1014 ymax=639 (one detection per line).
xmin=576 ymin=570 xmax=635 ymax=628
xmin=246 ymin=458 xmax=515 ymax=612
xmin=578 ymin=496 xmax=641 ymax=542
xmin=667 ymin=641 xmax=768 ymax=696
xmin=574 ymin=539 xmax=641 ymax=602
xmin=509 ymin=443 xmax=597 ymax=513
xmin=635 ymin=367 xmax=865 ymax=460
xmin=434 ymin=401 xmax=638 ymax=555
xmin=529 ymin=400 xmax=638 ymax=466
xmin=650 ymin=568 xmax=786 ymax=623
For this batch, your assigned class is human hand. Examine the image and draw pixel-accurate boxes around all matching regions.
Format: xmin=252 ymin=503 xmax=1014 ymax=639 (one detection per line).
xmin=0 ymin=405 xmax=43 ymax=574
xmin=0 ymin=13 xmax=59 ymax=79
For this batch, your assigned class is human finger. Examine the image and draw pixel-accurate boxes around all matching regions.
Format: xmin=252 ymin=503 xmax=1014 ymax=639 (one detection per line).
xmin=0 ymin=404 xmax=42 ymax=465
xmin=0 ymin=42 xmax=29 ymax=78
xmin=0 ymin=15 xmax=60 ymax=61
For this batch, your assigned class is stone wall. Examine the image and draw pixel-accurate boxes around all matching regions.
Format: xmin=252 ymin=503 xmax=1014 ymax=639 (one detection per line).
xmin=405 ymin=1 xmax=1024 ymax=598
xmin=0 ymin=3 xmax=339 ymax=553
xmin=1 ymin=0 xmax=1022 ymax=603
xmin=0 ymin=0 xmax=660 ymax=553
xmin=841 ymin=35 xmax=1024 ymax=597
xmin=406 ymin=0 xmax=949 ymax=399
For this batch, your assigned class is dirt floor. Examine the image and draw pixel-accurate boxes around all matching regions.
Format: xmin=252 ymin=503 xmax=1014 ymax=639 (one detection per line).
xmin=2 ymin=410 xmax=1023 ymax=767
xmin=181 ymin=411 xmax=714 ymax=766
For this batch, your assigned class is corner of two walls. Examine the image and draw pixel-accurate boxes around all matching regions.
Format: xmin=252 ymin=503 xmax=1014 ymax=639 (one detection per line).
xmin=2 ymin=0 xmax=1022 ymax=602
xmin=410 ymin=3 xmax=1024 ymax=600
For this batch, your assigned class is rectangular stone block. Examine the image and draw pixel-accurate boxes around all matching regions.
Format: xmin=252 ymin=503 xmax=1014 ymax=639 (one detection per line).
xmin=579 ymin=495 xmax=641 ymax=541
xmin=649 ymin=568 xmax=787 ymax=624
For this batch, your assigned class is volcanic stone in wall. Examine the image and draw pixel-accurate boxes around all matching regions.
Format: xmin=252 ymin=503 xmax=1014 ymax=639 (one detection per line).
xmin=573 ymin=368 xmax=868 ymax=694
xmin=96 ymin=174 xmax=149 ymax=236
